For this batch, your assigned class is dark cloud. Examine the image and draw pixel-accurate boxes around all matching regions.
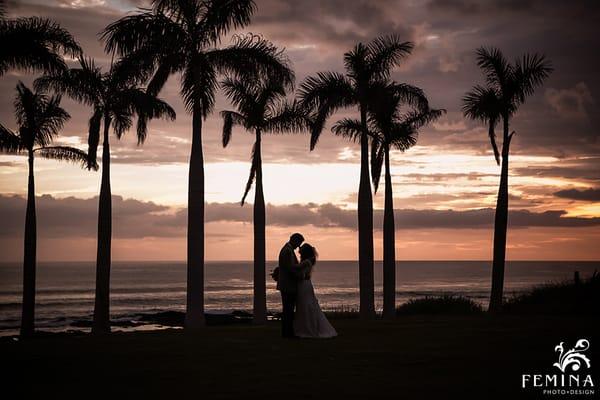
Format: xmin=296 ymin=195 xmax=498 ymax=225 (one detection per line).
xmin=545 ymin=83 xmax=594 ymax=121
xmin=1 ymin=195 xmax=598 ymax=242
xmin=426 ymin=0 xmax=529 ymax=15
xmin=0 ymin=194 xmax=183 ymax=238
xmin=554 ymin=188 xmax=600 ymax=202
xmin=427 ymin=0 xmax=599 ymax=17
xmin=513 ymin=160 xmax=600 ymax=183
xmin=396 ymin=172 xmax=495 ymax=182
xmin=254 ymin=0 xmax=414 ymax=51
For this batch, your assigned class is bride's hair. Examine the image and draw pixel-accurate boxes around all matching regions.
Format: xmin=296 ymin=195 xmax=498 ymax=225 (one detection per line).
xmin=299 ymin=243 xmax=318 ymax=262
xmin=299 ymin=243 xmax=318 ymax=279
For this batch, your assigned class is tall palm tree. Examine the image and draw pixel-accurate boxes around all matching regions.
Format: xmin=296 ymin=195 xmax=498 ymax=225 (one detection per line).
xmin=334 ymin=83 xmax=443 ymax=319
xmin=299 ymin=36 xmax=419 ymax=319
xmin=462 ymin=47 xmax=552 ymax=312
xmin=0 ymin=2 xmax=81 ymax=76
xmin=0 ymin=82 xmax=96 ymax=337
xmin=220 ymin=76 xmax=304 ymax=324
xmin=101 ymin=0 xmax=294 ymax=329
xmin=35 ymin=57 xmax=176 ymax=334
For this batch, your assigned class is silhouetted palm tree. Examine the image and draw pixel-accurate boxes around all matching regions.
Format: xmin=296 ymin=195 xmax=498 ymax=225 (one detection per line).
xmin=101 ymin=0 xmax=294 ymax=329
xmin=35 ymin=57 xmax=176 ymax=334
xmin=0 ymin=3 xmax=80 ymax=76
xmin=299 ymin=36 xmax=418 ymax=319
xmin=334 ymin=83 xmax=443 ymax=319
xmin=0 ymin=82 xmax=96 ymax=337
xmin=463 ymin=47 xmax=552 ymax=312
xmin=220 ymin=76 xmax=304 ymax=324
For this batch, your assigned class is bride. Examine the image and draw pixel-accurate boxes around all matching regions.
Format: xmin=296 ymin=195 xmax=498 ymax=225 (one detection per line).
xmin=294 ymin=243 xmax=337 ymax=338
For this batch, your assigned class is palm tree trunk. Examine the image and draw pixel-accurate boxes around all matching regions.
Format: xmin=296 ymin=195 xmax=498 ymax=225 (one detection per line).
xmin=382 ymin=146 xmax=396 ymax=320
xmin=185 ymin=102 xmax=205 ymax=330
xmin=358 ymin=106 xmax=375 ymax=319
xmin=92 ymin=116 xmax=112 ymax=334
xmin=253 ymin=130 xmax=267 ymax=324
xmin=489 ymin=117 xmax=513 ymax=313
xmin=20 ymin=150 xmax=36 ymax=337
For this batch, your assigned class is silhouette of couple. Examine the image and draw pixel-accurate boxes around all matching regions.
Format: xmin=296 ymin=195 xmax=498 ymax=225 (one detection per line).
xmin=276 ymin=233 xmax=337 ymax=339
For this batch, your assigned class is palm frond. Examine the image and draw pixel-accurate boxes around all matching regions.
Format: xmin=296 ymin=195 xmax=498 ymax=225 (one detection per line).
xmin=110 ymin=54 xmax=155 ymax=88
xmin=0 ymin=16 xmax=81 ymax=75
xmin=0 ymin=124 xmax=23 ymax=153
xmin=181 ymin=56 xmax=217 ymax=116
xmin=102 ymin=11 xmax=186 ymax=56
xmin=388 ymin=123 xmax=418 ymax=151
xmin=257 ymin=79 xmax=287 ymax=112
xmin=13 ymin=17 xmax=80 ymax=56
xmin=366 ymin=35 xmax=413 ymax=80
xmin=199 ymin=0 xmax=256 ymax=45
xmin=220 ymin=110 xmax=246 ymax=147
xmin=241 ymin=141 xmax=257 ymax=206
xmin=35 ymin=93 xmax=70 ymax=146
xmin=209 ymin=34 xmax=294 ymax=90
xmin=263 ymin=100 xmax=308 ymax=134
xmin=14 ymin=82 xmax=70 ymax=148
xmin=331 ymin=118 xmax=364 ymax=143
xmin=34 ymin=57 xmax=104 ymax=107
xmin=14 ymin=81 xmax=40 ymax=131
xmin=462 ymin=85 xmax=501 ymax=122
xmin=387 ymin=109 xmax=443 ymax=152
xmin=111 ymin=45 xmax=173 ymax=91
xmin=138 ymin=96 xmax=176 ymax=143
xmin=306 ymin=109 xmax=326 ymax=150
xmin=221 ymin=76 xmax=259 ymax=116
xmin=87 ymin=109 xmax=102 ymax=169
xmin=476 ymin=46 xmax=511 ymax=90
xmin=389 ymin=82 xmax=429 ymax=112
xmin=343 ymin=42 xmax=368 ymax=82
xmin=146 ymin=53 xmax=184 ymax=96
xmin=34 ymin=145 xmax=97 ymax=170
xmin=299 ymin=71 xmax=355 ymax=110
xmin=488 ymin=120 xmax=500 ymax=165
xmin=512 ymin=52 xmax=552 ymax=104
xmin=114 ymin=88 xmax=176 ymax=143
xmin=462 ymin=85 xmax=502 ymax=164
xmin=0 ymin=40 xmax=65 ymax=76
xmin=111 ymin=107 xmax=133 ymax=139
xmin=404 ymin=108 xmax=446 ymax=129
xmin=155 ymin=0 xmax=201 ymax=25
xmin=298 ymin=71 xmax=355 ymax=149
xmin=370 ymin=140 xmax=385 ymax=193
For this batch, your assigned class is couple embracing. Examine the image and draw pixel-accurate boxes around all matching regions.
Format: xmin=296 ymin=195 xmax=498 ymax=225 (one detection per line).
xmin=275 ymin=233 xmax=337 ymax=339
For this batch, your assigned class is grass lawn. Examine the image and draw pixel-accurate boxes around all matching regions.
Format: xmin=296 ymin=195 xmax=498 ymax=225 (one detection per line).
xmin=3 ymin=315 xmax=597 ymax=399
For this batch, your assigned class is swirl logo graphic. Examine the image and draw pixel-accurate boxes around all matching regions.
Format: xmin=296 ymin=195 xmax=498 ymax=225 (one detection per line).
xmin=553 ymin=339 xmax=591 ymax=373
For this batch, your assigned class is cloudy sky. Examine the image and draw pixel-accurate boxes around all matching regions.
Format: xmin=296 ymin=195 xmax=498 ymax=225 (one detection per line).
xmin=1 ymin=0 xmax=599 ymax=261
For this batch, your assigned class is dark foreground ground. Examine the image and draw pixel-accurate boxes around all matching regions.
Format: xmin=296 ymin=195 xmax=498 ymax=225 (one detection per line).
xmin=3 ymin=315 xmax=598 ymax=399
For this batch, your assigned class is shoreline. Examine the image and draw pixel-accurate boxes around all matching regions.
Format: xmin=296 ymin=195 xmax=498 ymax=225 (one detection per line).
xmin=1 ymin=268 xmax=596 ymax=337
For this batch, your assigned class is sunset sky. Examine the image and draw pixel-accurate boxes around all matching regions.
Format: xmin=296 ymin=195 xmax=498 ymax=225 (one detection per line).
xmin=1 ymin=0 xmax=599 ymax=261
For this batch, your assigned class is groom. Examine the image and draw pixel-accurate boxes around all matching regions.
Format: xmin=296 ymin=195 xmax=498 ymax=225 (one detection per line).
xmin=277 ymin=233 xmax=312 ymax=338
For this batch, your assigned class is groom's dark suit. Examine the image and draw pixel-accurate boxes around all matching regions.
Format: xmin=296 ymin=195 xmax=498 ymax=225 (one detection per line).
xmin=277 ymin=242 xmax=310 ymax=338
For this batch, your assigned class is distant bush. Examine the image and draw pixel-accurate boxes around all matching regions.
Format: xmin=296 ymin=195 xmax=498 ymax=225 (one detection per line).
xmin=396 ymin=295 xmax=483 ymax=316
xmin=502 ymin=273 xmax=598 ymax=315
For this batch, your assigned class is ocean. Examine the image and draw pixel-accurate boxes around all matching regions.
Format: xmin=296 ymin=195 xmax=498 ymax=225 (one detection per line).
xmin=0 ymin=260 xmax=597 ymax=336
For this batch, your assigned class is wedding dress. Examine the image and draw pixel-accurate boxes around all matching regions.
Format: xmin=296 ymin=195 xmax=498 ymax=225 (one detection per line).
xmin=294 ymin=277 xmax=337 ymax=338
